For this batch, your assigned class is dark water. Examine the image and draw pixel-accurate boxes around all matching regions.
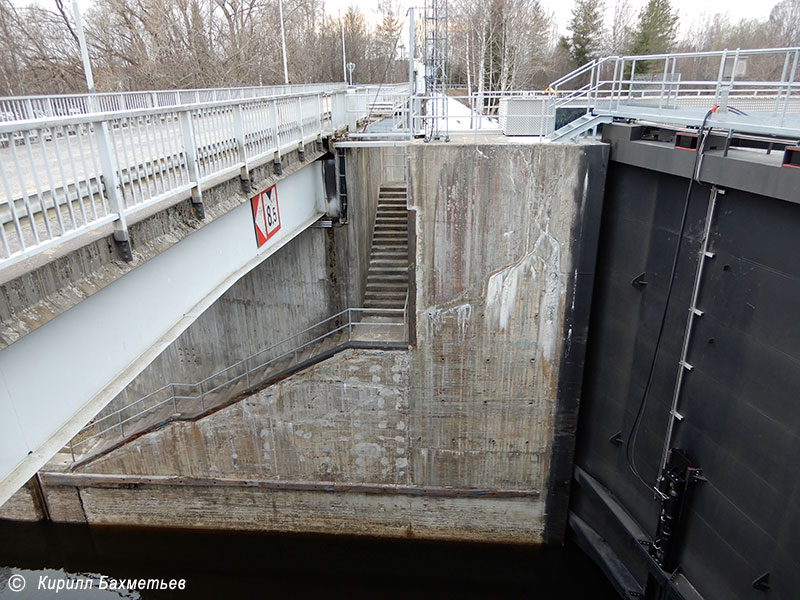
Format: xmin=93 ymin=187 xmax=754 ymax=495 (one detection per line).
xmin=0 ymin=521 xmax=619 ymax=598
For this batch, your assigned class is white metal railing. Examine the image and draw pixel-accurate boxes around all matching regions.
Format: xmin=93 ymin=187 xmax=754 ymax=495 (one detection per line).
xmin=344 ymin=47 xmax=800 ymax=140
xmin=0 ymin=87 xmax=351 ymax=270
xmin=544 ymin=47 xmax=800 ymax=137
xmin=0 ymin=83 xmax=345 ymax=122
xmin=66 ymin=306 xmax=408 ymax=461
xmin=346 ymin=84 xmax=410 ymax=133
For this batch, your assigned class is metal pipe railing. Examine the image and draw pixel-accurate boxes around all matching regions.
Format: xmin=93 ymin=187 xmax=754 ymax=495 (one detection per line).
xmin=66 ymin=307 xmax=407 ymax=461
xmin=0 ymin=87 xmax=352 ymax=271
xmin=0 ymin=83 xmax=346 ymax=122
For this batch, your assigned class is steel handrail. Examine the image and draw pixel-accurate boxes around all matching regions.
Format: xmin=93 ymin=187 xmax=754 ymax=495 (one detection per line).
xmin=67 ymin=307 xmax=407 ymax=458
xmin=0 ymin=83 xmax=346 ymax=121
xmin=0 ymin=86 xmax=352 ymax=269
xmin=0 ymin=89 xmax=341 ymax=133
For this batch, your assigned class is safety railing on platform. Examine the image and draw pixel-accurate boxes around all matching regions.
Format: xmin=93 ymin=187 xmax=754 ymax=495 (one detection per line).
xmin=349 ymin=47 xmax=800 ymax=140
xmin=66 ymin=306 xmax=407 ymax=461
xmin=545 ymin=46 xmax=800 ymax=137
xmin=0 ymin=87 xmax=350 ymax=271
xmin=346 ymin=84 xmax=411 ymax=134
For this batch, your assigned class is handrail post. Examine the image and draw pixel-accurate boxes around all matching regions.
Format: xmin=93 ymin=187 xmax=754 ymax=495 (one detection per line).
xmin=782 ymin=50 xmax=799 ymax=123
xmin=232 ymin=103 xmax=251 ymax=192
xmin=714 ymin=49 xmax=728 ymax=105
xmin=610 ymin=58 xmax=620 ymax=111
xmin=316 ymin=93 xmax=322 ymax=136
xmin=94 ymin=118 xmax=132 ymax=261
xmin=272 ymin=98 xmax=282 ymax=174
xmin=296 ymin=96 xmax=305 ymax=160
xmin=348 ymin=308 xmax=353 ymax=341
xmin=178 ymin=109 xmax=205 ymax=218
xmin=658 ymin=57 xmax=669 ymax=110
xmin=774 ymin=51 xmax=791 ymax=114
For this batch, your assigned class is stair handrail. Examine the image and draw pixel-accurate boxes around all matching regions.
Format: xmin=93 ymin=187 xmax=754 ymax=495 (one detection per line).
xmin=67 ymin=307 xmax=407 ymax=459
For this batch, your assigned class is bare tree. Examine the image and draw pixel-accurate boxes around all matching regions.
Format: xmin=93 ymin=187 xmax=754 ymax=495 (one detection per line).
xmin=604 ymin=0 xmax=633 ymax=55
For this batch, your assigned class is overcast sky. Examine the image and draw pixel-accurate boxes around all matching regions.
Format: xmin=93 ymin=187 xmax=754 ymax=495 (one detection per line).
xmin=321 ymin=0 xmax=777 ymax=34
xmin=41 ymin=0 xmax=782 ymax=36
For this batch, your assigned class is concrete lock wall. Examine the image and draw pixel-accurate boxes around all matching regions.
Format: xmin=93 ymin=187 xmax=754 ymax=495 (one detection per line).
xmin=6 ymin=141 xmax=609 ymax=544
xmin=407 ymin=141 xmax=608 ymax=542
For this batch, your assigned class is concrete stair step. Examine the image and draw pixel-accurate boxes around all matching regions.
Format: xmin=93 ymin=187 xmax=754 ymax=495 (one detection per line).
xmin=365 ymin=287 xmax=407 ymax=296
xmin=368 ymin=278 xmax=408 ymax=287
xmin=372 ymin=244 xmax=407 ymax=251
xmin=364 ymin=293 xmax=407 ymax=303
xmin=369 ymin=259 xmax=408 ymax=267
xmin=364 ymin=302 xmax=406 ymax=310
xmin=369 ymin=270 xmax=408 ymax=278
xmin=371 ymin=252 xmax=408 ymax=259
xmin=367 ymin=282 xmax=407 ymax=288
xmin=372 ymin=240 xmax=407 ymax=247
xmin=372 ymin=231 xmax=406 ymax=237
xmin=369 ymin=261 xmax=408 ymax=267
xmin=359 ymin=307 xmax=405 ymax=315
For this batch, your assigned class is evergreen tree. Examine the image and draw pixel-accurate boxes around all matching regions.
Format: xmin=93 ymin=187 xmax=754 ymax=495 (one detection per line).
xmin=565 ymin=0 xmax=605 ymax=66
xmin=630 ymin=0 xmax=679 ymax=56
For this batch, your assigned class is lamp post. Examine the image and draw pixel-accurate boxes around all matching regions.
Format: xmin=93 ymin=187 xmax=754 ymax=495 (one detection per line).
xmin=341 ymin=18 xmax=347 ymax=83
xmin=278 ymin=0 xmax=289 ymax=85
xmin=72 ymin=1 xmax=95 ymax=96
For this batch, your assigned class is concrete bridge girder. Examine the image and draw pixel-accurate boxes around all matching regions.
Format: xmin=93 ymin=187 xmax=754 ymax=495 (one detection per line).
xmin=0 ymin=161 xmax=326 ymax=506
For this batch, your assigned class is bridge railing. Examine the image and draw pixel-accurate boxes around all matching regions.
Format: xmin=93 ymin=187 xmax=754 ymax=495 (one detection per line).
xmin=0 ymin=87 xmax=350 ymax=272
xmin=0 ymin=83 xmax=345 ymax=122
xmin=66 ymin=306 xmax=407 ymax=463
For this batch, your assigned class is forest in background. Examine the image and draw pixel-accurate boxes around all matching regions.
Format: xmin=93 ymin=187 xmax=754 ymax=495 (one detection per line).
xmin=0 ymin=0 xmax=798 ymax=96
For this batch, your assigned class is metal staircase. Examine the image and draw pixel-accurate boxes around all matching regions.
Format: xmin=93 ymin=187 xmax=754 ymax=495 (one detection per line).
xmin=364 ymin=184 xmax=409 ymax=312
xmin=547 ymin=113 xmax=613 ymax=142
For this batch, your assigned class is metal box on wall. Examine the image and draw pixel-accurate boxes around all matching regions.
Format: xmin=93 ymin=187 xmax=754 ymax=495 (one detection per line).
xmin=498 ymin=97 xmax=554 ymax=136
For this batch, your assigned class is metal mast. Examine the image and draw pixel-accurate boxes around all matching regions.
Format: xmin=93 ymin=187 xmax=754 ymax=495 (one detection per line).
xmin=424 ymin=0 xmax=449 ymax=141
